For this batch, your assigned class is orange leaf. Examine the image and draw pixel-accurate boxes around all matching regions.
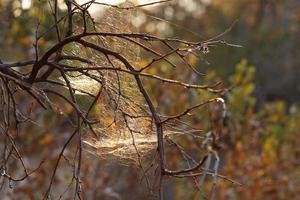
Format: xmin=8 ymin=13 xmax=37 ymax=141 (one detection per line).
xmin=39 ymin=134 xmax=55 ymax=145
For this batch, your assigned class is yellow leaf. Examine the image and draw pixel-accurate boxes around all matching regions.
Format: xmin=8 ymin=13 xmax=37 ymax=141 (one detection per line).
xmin=262 ymin=137 xmax=278 ymax=163
xmin=187 ymin=54 xmax=197 ymax=65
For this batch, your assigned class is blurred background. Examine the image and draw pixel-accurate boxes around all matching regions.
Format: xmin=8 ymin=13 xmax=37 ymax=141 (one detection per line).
xmin=0 ymin=0 xmax=300 ymax=199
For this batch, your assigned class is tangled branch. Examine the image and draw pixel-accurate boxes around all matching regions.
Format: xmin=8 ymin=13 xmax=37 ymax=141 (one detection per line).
xmin=0 ymin=1 xmax=240 ymax=199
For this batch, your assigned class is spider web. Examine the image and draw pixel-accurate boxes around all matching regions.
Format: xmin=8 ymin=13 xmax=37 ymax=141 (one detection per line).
xmin=62 ymin=1 xmax=159 ymax=164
